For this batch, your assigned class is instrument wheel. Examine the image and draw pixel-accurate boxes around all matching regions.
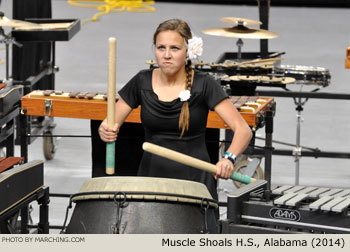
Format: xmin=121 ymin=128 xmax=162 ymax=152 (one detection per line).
xmin=43 ymin=130 xmax=56 ymax=160
xmin=232 ymin=160 xmax=264 ymax=188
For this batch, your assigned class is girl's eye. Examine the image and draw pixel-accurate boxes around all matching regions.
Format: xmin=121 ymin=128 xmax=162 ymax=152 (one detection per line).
xmin=157 ymin=46 xmax=165 ymax=50
xmin=172 ymin=47 xmax=179 ymax=51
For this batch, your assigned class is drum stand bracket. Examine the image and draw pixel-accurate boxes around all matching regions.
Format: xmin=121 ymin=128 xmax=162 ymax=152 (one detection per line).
xmin=293 ymin=98 xmax=307 ymax=185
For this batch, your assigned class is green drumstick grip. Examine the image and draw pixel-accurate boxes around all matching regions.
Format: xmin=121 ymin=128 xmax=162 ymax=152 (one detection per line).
xmin=231 ymin=172 xmax=253 ymax=184
xmin=106 ymin=142 xmax=115 ymax=174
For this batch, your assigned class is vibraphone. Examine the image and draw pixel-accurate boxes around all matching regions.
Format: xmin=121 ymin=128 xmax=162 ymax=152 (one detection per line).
xmin=21 ymin=90 xmax=275 ymax=130
xmin=221 ymin=180 xmax=350 ymax=234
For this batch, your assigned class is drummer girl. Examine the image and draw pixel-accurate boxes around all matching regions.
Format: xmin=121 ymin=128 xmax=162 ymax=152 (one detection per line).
xmin=99 ymin=18 xmax=252 ymax=201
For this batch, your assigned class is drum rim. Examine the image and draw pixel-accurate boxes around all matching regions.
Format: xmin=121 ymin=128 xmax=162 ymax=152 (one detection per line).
xmin=71 ymin=191 xmax=218 ymax=208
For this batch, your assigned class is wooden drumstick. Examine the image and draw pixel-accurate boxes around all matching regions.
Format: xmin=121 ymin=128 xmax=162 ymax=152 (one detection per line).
xmin=142 ymin=142 xmax=256 ymax=184
xmin=106 ymin=37 xmax=116 ymax=175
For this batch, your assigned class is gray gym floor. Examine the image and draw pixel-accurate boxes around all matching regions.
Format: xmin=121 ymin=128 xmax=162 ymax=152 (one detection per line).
xmin=1 ymin=1 xmax=350 ymax=232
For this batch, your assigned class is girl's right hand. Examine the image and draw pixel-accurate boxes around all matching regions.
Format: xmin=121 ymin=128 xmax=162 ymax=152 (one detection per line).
xmin=98 ymin=118 xmax=119 ymax=142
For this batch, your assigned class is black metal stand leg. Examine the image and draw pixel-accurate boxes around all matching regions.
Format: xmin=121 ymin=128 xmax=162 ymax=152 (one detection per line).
xmin=3 ymin=120 xmax=15 ymax=157
xmin=4 ymin=134 xmax=14 ymax=157
xmin=20 ymin=113 xmax=29 ymax=163
xmin=264 ymin=110 xmax=274 ymax=190
xmin=38 ymin=187 xmax=50 ymax=234
xmin=0 ymin=221 xmax=8 ymax=233
xmin=258 ymin=0 xmax=270 ymax=58
xmin=20 ymin=206 xmax=29 ymax=234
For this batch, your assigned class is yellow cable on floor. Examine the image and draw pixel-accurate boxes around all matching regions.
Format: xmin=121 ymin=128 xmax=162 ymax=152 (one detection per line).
xmin=67 ymin=0 xmax=156 ymax=25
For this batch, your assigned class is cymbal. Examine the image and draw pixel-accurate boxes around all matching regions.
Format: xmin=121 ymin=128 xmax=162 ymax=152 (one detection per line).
xmin=192 ymin=61 xmax=211 ymax=67
xmin=0 ymin=15 xmax=38 ymax=28
xmin=210 ymin=62 xmax=238 ymax=68
xmin=229 ymin=76 xmax=260 ymax=82
xmin=202 ymin=26 xmax=279 ymax=39
xmin=220 ymin=17 xmax=262 ymax=26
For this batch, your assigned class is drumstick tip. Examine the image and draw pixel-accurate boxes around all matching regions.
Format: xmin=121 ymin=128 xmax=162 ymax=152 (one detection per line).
xmin=109 ymin=37 xmax=116 ymax=43
xmin=142 ymin=142 xmax=151 ymax=151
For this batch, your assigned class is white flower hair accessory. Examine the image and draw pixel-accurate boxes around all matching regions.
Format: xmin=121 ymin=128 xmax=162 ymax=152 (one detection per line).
xmin=179 ymin=90 xmax=191 ymax=102
xmin=187 ymin=36 xmax=203 ymax=60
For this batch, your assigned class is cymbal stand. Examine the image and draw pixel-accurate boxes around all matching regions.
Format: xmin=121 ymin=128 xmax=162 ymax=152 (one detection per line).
xmin=293 ymin=86 xmax=309 ymax=185
xmin=236 ymin=38 xmax=243 ymax=62
xmin=0 ymin=27 xmax=23 ymax=84
xmin=235 ymin=20 xmax=248 ymax=63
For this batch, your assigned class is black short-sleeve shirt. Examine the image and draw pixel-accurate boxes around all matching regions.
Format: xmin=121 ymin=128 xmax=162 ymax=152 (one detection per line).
xmin=119 ymin=69 xmax=228 ymax=200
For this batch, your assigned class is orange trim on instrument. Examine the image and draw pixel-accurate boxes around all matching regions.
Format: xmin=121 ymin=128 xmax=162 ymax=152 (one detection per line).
xmin=346 ymin=46 xmax=350 ymax=69
xmin=21 ymin=92 xmax=274 ymax=129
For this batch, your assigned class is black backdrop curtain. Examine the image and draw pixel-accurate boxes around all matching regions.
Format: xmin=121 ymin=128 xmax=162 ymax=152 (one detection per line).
xmin=12 ymin=0 xmax=52 ymax=90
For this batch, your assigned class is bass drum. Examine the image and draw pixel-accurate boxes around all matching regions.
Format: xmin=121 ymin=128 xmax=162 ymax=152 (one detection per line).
xmin=65 ymin=177 xmax=218 ymax=234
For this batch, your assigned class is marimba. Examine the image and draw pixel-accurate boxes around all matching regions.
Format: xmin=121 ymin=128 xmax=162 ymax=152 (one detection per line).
xmin=222 ymin=180 xmax=350 ymax=234
xmin=21 ymin=90 xmax=276 ymax=183
xmin=21 ymin=90 xmax=275 ymax=129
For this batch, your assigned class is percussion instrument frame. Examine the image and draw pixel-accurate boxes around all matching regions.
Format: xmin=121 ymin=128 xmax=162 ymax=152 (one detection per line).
xmin=21 ymin=92 xmax=275 ymax=129
xmin=20 ymin=92 xmax=276 ymax=189
xmin=346 ymin=46 xmax=350 ymax=69
xmin=0 ymin=160 xmax=49 ymax=234
xmin=0 ymin=108 xmax=19 ymax=158
xmin=221 ymin=180 xmax=350 ymax=234
xmin=11 ymin=18 xmax=80 ymax=42
xmin=10 ymin=17 xmax=81 ymax=161
xmin=253 ymin=89 xmax=350 ymax=185
xmin=0 ymin=186 xmax=49 ymax=234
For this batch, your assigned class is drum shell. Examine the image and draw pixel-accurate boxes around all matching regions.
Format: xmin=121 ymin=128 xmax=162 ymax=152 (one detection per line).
xmin=66 ymin=199 xmax=217 ymax=234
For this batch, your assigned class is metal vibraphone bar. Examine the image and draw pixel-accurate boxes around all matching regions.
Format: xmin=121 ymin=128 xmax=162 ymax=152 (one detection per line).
xmin=221 ymin=180 xmax=350 ymax=234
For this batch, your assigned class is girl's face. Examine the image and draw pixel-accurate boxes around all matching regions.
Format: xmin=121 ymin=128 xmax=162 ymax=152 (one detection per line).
xmin=155 ymin=30 xmax=187 ymax=76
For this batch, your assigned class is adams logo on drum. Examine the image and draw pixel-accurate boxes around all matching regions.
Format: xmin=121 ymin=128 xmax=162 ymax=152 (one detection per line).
xmin=269 ymin=208 xmax=301 ymax=222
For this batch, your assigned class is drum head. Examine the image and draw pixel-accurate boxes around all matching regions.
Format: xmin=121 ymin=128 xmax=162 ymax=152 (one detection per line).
xmin=72 ymin=176 xmax=218 ymax=207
